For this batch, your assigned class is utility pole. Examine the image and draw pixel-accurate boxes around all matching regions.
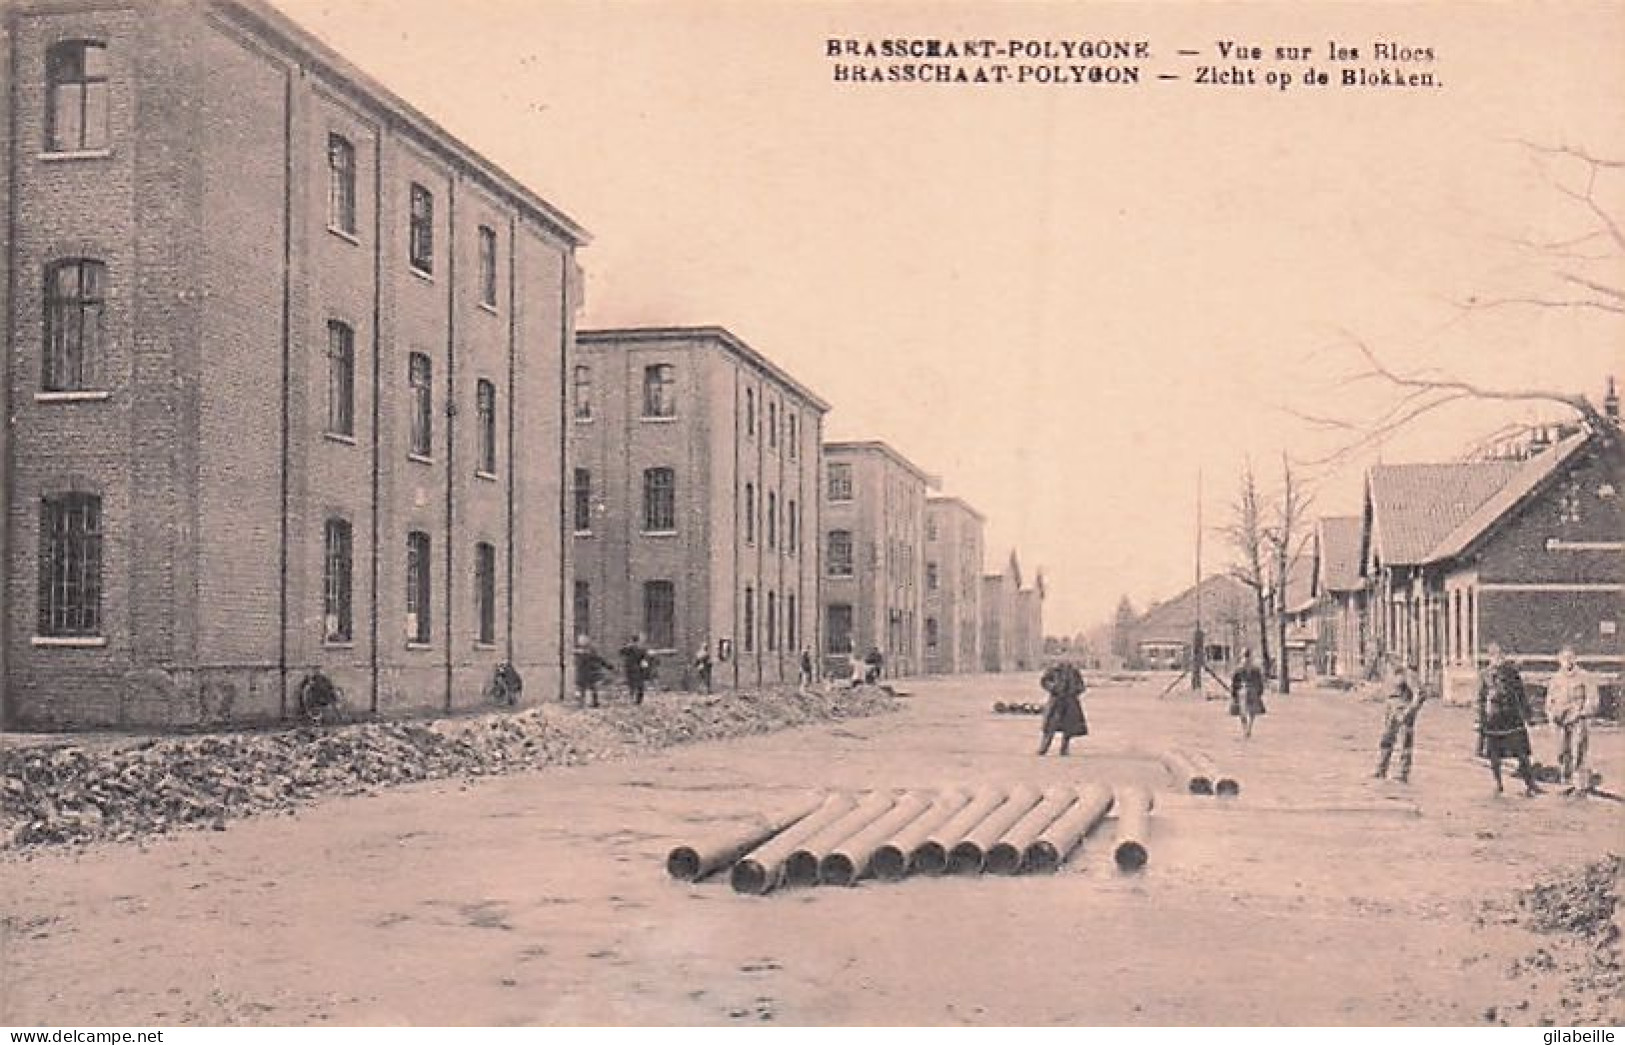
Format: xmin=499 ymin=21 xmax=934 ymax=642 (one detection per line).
xmin=1192 ymin=468 xmax=1205 ymax=693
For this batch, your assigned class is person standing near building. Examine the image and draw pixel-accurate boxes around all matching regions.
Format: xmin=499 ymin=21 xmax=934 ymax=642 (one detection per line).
xmin=1373 ymin=656 xmax=1427 ymax=783
xmin=1230 ymin=648 xmax=1267 ymax=739
xmin=693 ymin=643 xmax=714 ymax=695
xmin=1037 ymin=660 xmax=1088 ymax=756
xmin=864 ymin=646 xmax=885 ymax=685
xmin=573 ymin=635 xmax=609 ymax=709
xmin=1477 ymin=643 xmax=1542 ymax=797
xmin=620 ymin=634 xmax=652 ymax=706
xmin=1546 ymin=645 xmax=1598 ymax=796
xmin=798 ymin=648 xmax=815 ymax=689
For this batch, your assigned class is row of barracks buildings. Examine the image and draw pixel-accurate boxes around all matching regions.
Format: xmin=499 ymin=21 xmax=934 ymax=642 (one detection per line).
xmin=0 ymin=0 xmax=1043 ymax=730
xmin=1126 ymin=397 xmax=1622 ymax=707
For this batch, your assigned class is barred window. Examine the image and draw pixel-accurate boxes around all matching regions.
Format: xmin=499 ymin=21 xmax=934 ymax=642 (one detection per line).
xmin=327 ymin=134 xmax=356 ymax=235
xmin=827 ymin=463 xmax=853 ymax=502
xmin=477 ymin=225 xmax=498 ymax=308
xmin=46 ymin=41 xmax=108 ymax=153
xmin=642 ymin=364 xmax=675 ymax=418
xmin=768 ymin=401 xmax=778 ymax=448
xmin=408 ymin=183 xmax=433 ymax=274
xmin=827 ymin=530 xmax=854 ymax=577
xmin=826 ymin=603 xmax=853 ymax=655
xmin=572 ymin=364 xmax=592 ymax=420
xmin=37 ymin=493 xmax=102 ymax=637
xmin=788 ymin=413 xmax=799 ymax=459
xmin=474 ymin=542 xmax=496 ymax=646
xmin=643 ymin=467 xmax=676 ymax=532
xmin=644 ymin=580 xmax=675 ymax=651
xmin=323 ymin=518 xmax=353 ymax=643
xmin=408 ymin=353 xmax=432 ymax=458
xmin=43 ymin=259 xmax=105 ymax=392
xmin=746 ymin=388 xmax=755 ymax=435
xmin=326 ymin=321 xmax=355 ymax=437
xmin=406 ymin=530 xmax=431 ymax=643
xmin=475 ymin=378 xmax=497 ymax=475
xmin=573 ymin=468 xmax=593 ymax=533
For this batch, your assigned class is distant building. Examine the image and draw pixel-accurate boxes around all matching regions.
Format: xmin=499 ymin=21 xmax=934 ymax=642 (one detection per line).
xmin=820 ymin=441 xmax=932 ymax=679
xmin=923 ymin=496 xmax=985 ymax=674
xmin=980 ymin=549 xmax=1044 ymax=672
xmin=572 ymin=327 xmax=828 ymax=690
xmin=1311 ymin=516 xmax=1368 ymax=679
xmin=1128 ymin=574 xmax=1260 ymax=675
xmin=1 ymin=0 xmax=586 ymax=728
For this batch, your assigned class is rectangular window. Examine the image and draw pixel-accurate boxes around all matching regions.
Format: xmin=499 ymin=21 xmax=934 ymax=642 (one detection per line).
xmin=746 ymin=388 xmax=755 ymax=436
xmin=573 ymin=580 xmax=591 ymax=639
xmin=744 ymin=586 xmax=755 ymax=653
xmin=37 ymin=493 xmax=102 ymax=637
xmin=927 ymin=562 xmax=939 ymax=590
xmin=787 ymin=593 xmax=798 ymax=650
xmin=643 ymin=364 xmax=676 ymax=418
xmin=788 ymin=414 xmax=798 ymax=459
xmin=926 ymin=618 xmax=940 ymax=650
xmin=475 ymin=378 xmax=497 ymax=475
xmin=323 ymin=518 xmax=353 ymax=643
xmin=43 ymin=259 xmax=105 ymax=392
xmin=744 ymin=483 xmax=756 ymax=544
xmin=767 ymin=591 xmax=778 ymax=651
xmin=767 ymin=491 xmax=777 ymax=550
xmin=327 ymin=134 xmax=357 ymax=235
xmin=47 ymin=41 xmax=109 ymax=153
xmin=573 ymin=468 xmax=593 ymax=533
xmin=573 ymin=364 xmax=592 ymax=420
xmin=827 ymin=530 xmax=854 ymax=576
xmin=768 ymin=401 xmax=778 ymax=448
xmin=477 ymin=225 xmax=498 ymax=308
xmin=406 ymin=530 xmax=431 ymax=643
xmin=788 ymin=499 xmax=798 ymax=555
xmin=827 ymin=463 xmax=853 ymax=503
xmin=326 ymin=321 xmax=355 ymax=437
xmin=474 ymin=542 xmax=496 ymax=645
xmin=826 ymin=603 xmax=853 ymax=655
xmin=644 ymin=467 xmax=676 ymax=532
xmin=644 ymin=580 xmax=676 ymax=651
xmin=408 ymin=183 xmax=434 ymax=274
xmin=408 ymin=353 xmax=433 ymax=458
xmin=926 ymin=516 xmax=939 ymax=541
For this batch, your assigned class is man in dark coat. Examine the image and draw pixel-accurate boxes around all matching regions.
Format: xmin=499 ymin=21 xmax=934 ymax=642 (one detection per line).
xmin=1037 ymin=660 xmax=1088 ymax=756
xmin=1230 ymin=648 xmax=1267 ymax=739
xmin=863 ymin=646 xmax=884 ymax=685
xmin=620 ymin=634 xmax=651 ymax=706
xmin=573 ymin=636 xmax=609 ymax=708
xmin=1477 ymin=643 xmax=1541 ymax=797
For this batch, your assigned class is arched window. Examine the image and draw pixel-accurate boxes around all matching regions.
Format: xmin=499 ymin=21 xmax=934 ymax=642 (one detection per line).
xmin=474 ymin=542 xmax=497 ymax=645
xmin=43 ymin=259 xmax=106 ymax=392
xmin=46 ymin=41 xmax=109 ymax=153
xmin=744 ymin=483 xmax=756 ymax=544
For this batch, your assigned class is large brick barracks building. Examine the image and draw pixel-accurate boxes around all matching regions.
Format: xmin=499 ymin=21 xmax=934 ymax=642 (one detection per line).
xmin=0 ymin=0 xmax=587 ymax=727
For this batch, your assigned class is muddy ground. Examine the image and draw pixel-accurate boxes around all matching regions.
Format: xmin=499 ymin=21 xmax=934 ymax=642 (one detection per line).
xmin=2 ymin=674 xmax=1619 ymax=1026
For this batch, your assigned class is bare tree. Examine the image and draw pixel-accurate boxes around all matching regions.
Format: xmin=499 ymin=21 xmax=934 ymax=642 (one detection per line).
xmin=1262 ymin=453 xmax=1314 ymax=694
xmin=1220 ymin=460 xmax=1272 ymax=676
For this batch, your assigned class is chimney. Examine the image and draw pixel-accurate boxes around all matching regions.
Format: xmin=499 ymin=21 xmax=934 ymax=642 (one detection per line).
xmin=1606 ymin=376 xmax=1619 ymax=422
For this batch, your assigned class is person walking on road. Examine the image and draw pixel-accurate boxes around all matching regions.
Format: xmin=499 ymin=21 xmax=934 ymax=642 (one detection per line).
xmin=620 ymin=634 xmax=652 ymax=706
xmin=1477 ymin=642 xmax=1541 ymax=797
xmin=1373 ymin=656 xmax=1427 ymax=783
xmin=1037 ymin=660 xmax=1088 ymax=756
xmin=573 ymin=635 xmax=609 ymax=708
xmin=1546 ymin=645 xmax=1599 ymax=796
xmin=1230 ymin=648 xmax=1267 ymax=739
xmin=798 ymin=648 xmax=815 ymax=689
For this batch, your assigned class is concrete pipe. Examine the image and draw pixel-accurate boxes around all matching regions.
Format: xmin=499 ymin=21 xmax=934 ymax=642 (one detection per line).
xmin=730 ymin=793 xmax=857 ymax=895
xmin=911 ymin=786 xmax=1008 ymax=876
xmin=667 ymin=793 xmax=826 ymax=881
xmin=984 ymin=787 xmax=1077 ymax=875
xmin=1022 ymin=783 xmax=1113 ymax=874
xmin=869 ymin=789 xmax=971 ymax=881
xmin=1188 ymin=751 xmax=1239 ymax=797
xmin=947 ymin=784 xmax=1042 ymax=876
xmin=781 ymin=791 xmax=896 ymax=888
xmin=1162 ymin=749 xmax=1212 ymax=795
xmin=1112 ymin=785 xmax=1154 ymax=873
xmin=818 ymin=791 xmax=932 ymax=887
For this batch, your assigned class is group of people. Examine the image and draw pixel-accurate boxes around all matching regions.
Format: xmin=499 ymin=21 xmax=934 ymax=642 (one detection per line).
xmin=572 ymin=634 xmax=822 ymax=706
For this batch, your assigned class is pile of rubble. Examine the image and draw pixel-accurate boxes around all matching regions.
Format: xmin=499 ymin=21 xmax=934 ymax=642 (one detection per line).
xmin=1486 ymin=855 xmax=1623 ymax=1026
xmin=1 ymin=684 xmax=899 ymax=851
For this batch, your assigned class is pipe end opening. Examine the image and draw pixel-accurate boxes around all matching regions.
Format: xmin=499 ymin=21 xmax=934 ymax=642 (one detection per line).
xmin=1115 ymin=840 xmax=1148 ymax=873
xmin=911 ymin=843 xmax=947 ymax=876
xmin=1023 ymin=842 xmax=1061 ymax=874
xmin=870 ymin=846 xmax=907 ymax=881
xmin=1189 ymin=778 xmax=1214 ymax=795
xmin=783 ymin=852 xmax=820 ymax=887
xmin=819 ymin=854 xmax=857 ymax=887
xmin=985 ymin=844 xmax=1022 ymax=875
xmin=730 ymin=860 xmax=770 ymax=895
xmin=946 ymin=843 xmax=984 ymax=876
xmin=666 ymin=847 xmax=702 ymax=881
xmin=1216 ymin=779 xmax=1240 ymax=797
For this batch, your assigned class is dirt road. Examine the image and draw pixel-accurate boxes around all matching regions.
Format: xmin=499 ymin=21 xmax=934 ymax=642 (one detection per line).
xmin=2 ymin=674 xmax=1619 ymax=1026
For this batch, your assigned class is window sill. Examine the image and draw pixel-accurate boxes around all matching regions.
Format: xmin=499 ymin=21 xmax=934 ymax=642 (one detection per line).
xmin=640 ymin=415 xmax=678 ymax=423
xmin=35 ymin=390 xmax=111 ymax=403
xmin=327 ymin=225 xmax=361 ymax=246
xmin=324 ymin=431 xmax=358 ymax=446
xmin=573 ymin=530 xmax=593 ymax=538
xmin=475 ymin=470 xmax=498 ymax=482
xmin=409 ymin=265 xmax=434 ymax=283
xmin=477 ymin=301 xmax=499 ymax=316
xmin=32 ymin=635 xmax=107 ymax=648
xmin=408 ymin=452 xmax=434 ymax=465
xmin=323 ymin=640 xmax=355 ymax=650
xmin=474 ymin=642 xmax=498 ymax=651
xmin=39 ymin=148 xmax=113 ymax=162
xmin=405 ymin=641 xmax=434 ymax=651
xmin=641 ymin=530 xmax=678 ymax=538
xmin=574 ymin=416 xmax=594 ymax=424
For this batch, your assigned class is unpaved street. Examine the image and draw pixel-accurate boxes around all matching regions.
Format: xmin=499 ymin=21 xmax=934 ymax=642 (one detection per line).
xmin=2 ymin=675 xmax=1620 ymax=1026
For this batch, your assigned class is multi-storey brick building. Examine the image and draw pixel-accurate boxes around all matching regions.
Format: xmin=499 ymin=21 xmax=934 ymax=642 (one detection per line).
xmin=571 ymin=327 xmax=827 ymax=690
xmin=981 ymin=549 xmax=1045 ymax=671
xmin=923 ymin=495 xmax=984 ymax=674
xmin=1 ymin=0 xmax=585 ymax=728
xmin=820 ymin=441 xmax=932 ymax=680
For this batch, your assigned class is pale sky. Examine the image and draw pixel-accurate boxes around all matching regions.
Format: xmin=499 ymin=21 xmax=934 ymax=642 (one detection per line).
xmin=270 ymin=0 xmax=1625 ymax=635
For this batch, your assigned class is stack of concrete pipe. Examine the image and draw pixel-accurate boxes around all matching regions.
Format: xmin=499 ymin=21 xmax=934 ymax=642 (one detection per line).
xmin=667 ymin=781 xmax=1151 ymax=895
xmin=992 ymin=702 xmax=1045 ymax=715
xmin=1162 ymin=748 xmax=1240 ymax=797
